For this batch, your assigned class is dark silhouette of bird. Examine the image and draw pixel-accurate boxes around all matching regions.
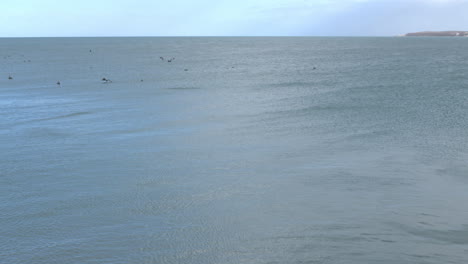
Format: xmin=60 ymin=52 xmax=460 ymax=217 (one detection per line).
xmin=102 ymin=77 xmax=112 ymax=83
xmin=167 ymin=57 xmax=175 ymax=63
xmin=160 ymin=56 xmax=165 ymax=61
xmin=57 ymin=81 xmax=61 ymax=86
xmin=8 ymin=75 xmax=13 ymax=80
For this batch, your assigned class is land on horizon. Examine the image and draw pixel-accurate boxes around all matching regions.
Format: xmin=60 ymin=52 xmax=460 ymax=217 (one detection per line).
xmin=404 ymin=31 xmax=468 ymax=37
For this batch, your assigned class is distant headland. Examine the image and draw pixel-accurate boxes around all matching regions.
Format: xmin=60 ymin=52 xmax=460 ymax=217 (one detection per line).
xmin=404 ymin=31 xmax=468 ymax=37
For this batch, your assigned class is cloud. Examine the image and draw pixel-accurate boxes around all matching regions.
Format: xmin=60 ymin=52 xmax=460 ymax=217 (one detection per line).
xmin=2 ymin=0 xmax=468 ymax=36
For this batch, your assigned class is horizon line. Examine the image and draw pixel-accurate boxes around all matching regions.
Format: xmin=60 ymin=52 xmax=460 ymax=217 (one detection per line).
xmin=0 ymin=35 xmax=402 ymax=38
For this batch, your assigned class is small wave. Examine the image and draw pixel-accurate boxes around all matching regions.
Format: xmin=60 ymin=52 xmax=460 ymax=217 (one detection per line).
xmin=111 ymin=126 xmax=156 ymax=136
xmin=343 ymin=129 xmax=394 ymax=141
xmin=23 ymin=127 xmax=70 ymax=138
xmin=393 ymin=223 xmax=468 ymax=244
xmin=4 ymin=112 xmax=92 ymax=129
xmin=267 ymin=81 xmax=316 ymax=88
xmin=166 ymin=87 xmax=201 ymax=90
xmin=260 ymin=104 xmax=368 ymax=119
xmin=34 ymin=112 xmax=91 ymax=122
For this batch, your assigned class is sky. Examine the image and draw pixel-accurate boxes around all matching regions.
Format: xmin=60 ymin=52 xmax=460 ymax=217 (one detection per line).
xmin=2 ymin=0 xmax=468 ymax=37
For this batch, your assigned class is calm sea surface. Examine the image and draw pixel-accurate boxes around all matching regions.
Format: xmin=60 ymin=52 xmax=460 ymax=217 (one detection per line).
xmin=1 ymin=37 xmax=468 ymax=263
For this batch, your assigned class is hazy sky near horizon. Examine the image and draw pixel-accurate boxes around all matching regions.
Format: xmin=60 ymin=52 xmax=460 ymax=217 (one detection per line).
xmin=2 ymin=0 xmax=468 ymax=37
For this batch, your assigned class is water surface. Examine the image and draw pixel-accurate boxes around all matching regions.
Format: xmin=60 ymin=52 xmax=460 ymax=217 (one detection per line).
xmin=1 ymin=37 xmax=468 ymax=263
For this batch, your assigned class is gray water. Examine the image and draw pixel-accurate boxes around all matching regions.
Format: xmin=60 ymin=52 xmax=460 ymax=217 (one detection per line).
xmin=1 ymin=37 xmax=468 ymax=264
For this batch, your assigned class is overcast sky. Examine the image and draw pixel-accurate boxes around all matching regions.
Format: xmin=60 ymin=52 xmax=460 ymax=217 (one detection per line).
xmin=2 ymin=0 xmax=468 ymax=37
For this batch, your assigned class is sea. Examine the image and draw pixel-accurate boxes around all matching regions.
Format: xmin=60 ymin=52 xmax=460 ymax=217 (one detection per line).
xmin=1 ymin=37 xmax=468 ymax=264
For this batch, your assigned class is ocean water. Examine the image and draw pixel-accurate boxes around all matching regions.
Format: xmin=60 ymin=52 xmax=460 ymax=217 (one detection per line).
xmin=1 ymin=37 xmax=468 ymax=264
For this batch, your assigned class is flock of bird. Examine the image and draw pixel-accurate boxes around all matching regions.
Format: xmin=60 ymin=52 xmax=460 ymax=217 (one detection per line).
xmin=5 ymin=51 xmax=319 ymax=86
xmin=5 ymin=52 xmax=181 ymax=86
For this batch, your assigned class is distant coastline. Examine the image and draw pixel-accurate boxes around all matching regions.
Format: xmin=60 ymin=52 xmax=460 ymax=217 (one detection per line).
xmin=404 ymin=31 xmax=468 ymax=37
